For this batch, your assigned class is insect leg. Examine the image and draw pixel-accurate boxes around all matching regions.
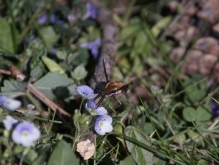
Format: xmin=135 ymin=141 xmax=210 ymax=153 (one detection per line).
xmin=112 ymin=96 xmax=122 ymax=108
xmin=103 ymin=59 xmax=109 ymax=82
xmin=96 ymin=95 xmax=105 ymax=108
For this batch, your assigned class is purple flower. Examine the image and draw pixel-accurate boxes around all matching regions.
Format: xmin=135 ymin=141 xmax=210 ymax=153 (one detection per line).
xmin=76 ymin=85 xmax=98 ymax=100
xmin=83 ymin=2 xmax=98 ymax=20
xmin=94 ymin=115 xmax=113 ymax=135
xmin=81 ymin=38 xmax=101 ymax=58
xmin=68 ymin=13 xmax=76 ymax=23
xmin=95 ymin=107 xmax=107 ymax=115
xmin=210 ymin=104 xmax=219 ymax=117
xmin=12 ymin=122 xmax=41 ymax=147
xmin=2 ymin=116 xmax=18 ymax=131
xmin=38 ymin=13 xmax=65 ymax=25
xmin=85 ymin=100 xmax=96 ymax=110
xmin=24 ymin=35 xmax=35 ymax=44
xmin=0 ymin=95 xmax=21 ymax=111
xmin=50 ymin=46 xmax=57 ymax=56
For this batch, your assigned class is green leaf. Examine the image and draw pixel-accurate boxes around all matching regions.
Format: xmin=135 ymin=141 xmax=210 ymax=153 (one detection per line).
xmin=71 ymin=65 xmax=87 ymax=80
xmin=39 ymin=26 xmax=58 ymax=48
xmin=173 ymin=133 xmax=186 ymax=143
xmin=151 ymin=17 xmax=172 ymax=37
xmin=48 ymin=140 xmax=79 ymax=165
xmin=56 ymin=50 xmax=67 ymax=60
xmin=196 ymin=105 xmax=212 ymax=121
xmin=133 ymin=31 xmax=151 ymax=55
xmin=189 ymin=89 xmax=206 ymax=102
xmin=0 ymin=17 xmax=14 ymax=53
xmin=120 ymin=155 xmax=137 ymax=165
xmin=23 ymin=149 xmax=38 ymax=164
xmin=1 ymin=79 xmax=26 ymax=93
xmin=69 ymin=48 xmax=89 ymax=67
xmin=42 ymin=56 xmax=65 ymax=73
xmin=125 ymin=126 xmax=154 ymax=165
xmin=33 ymin=72 xmax=73 ymax=100
xmin=187 ymin=130 xmax=202 ymax=143
xmin=119 ymin=23 xmax=141 ymax=41
xmin=182 ymin=107 xmax=197 ymax=122
xmin=197 ymin=159 xmax=208 ymax=165
xmin=0 ymin=92 xmax=24 ymax=98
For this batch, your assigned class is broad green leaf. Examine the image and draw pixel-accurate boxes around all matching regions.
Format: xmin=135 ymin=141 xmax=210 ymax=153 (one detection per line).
xmin=189 ymin=89 xmax=206 ymax=102
xmin=42 ymin=56 xmax=65 ymax=73
xmin=143 ymin=123 xmax=154 ymax=134
xmin=56 ymin=50 xmax=67 ymax=60
xmin=154 ymin=158 xmax=167 ymax=165
xmin=152 ymin=17 xmax=171 ymax=37
xmin=54 ymin=24 xmax=76 ymax=37
xmin=39 ymin=26 xmax=58 ymax=48
xmin=33 ymin=72 xmax=73 ymax=100
xmin=125 ymin=126 xmax=154 ymax=165
xmin=71 ymin=65 xmax=87 ymax=80
xmin=173 ymin=133 xmax=186 ymax=143
xmin=182 ymin=107 xmax=197 ymax=122
xmin=0 ymin=17 xmax=14 ymax=52
xmin=0 ymin=92 xmax=24 ymax=98
xmin=1 ymin=79 xmax=26 ymax=93
xmin=196 ymin=105 xmax=212 ymax=121
xmin=119 ymin=23 xmax=141 ymax=41
xmin=120 ymin=155 xmax=137 ymax=165
xmin=69 ymin=48 xmax=89 ymax=67
xmin=23 ymin=149 xmax=38 ymax=164
xmin=48 ymin=140 xmax=79 ymax=165
xmin=198 ymin=159 xmax=208 ymax=165
xmin=187 ymin=130 xmax=202 ymax=143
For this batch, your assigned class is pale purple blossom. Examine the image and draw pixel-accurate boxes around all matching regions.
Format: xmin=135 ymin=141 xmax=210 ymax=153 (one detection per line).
xmin=85 ymin=100 xmax=96 ymax=110
xmin=76 ymin=85 xmax=98 ymax=99
xmin=210 ymin=104 xmax=219 ymax=117
xmin=12 ymin=122 xmax=41 ymax=147
xmin=0 ymin=95 xmax=21 ymax=111
xmin=50 ymin=46 xmax=57 ymax=56
xmin=95 ymin=115 xmax=113 ymax=135
xmin=2 ymin=116 xmax=18 ymax=131
xmin=83 ymin=2 xmax=98 ymax=20
xmin=95 ymin=107 xmax=107 ymax=115
xmin=68 ymin=13 xmax=76 ymax=23
xmin=25 ymin=35 xmax=35 ymax=44
xmin=81 ymin=38 xmax=101 ymax=58
xmin=38 ymin=13 xmax=65 ymax=25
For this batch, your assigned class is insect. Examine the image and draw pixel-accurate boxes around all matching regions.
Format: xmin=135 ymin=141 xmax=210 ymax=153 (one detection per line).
xmin=94 ymin=60 xmax=136 ymax=108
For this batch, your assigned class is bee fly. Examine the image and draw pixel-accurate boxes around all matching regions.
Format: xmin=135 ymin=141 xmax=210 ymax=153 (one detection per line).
xmin=94 ymin=60 xmax=136 ymax=108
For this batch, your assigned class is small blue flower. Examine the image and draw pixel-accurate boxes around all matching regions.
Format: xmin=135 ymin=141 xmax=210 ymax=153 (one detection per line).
xmin=68 ymin=13 xmax=76 ymax=23
xmin=50 ymin=46 xmax=57 ymax=56
xmin=0 ymin=95 xmax=21 ymax=111
xmin=2 ymin=116 xmax=18 ymax=131
xmin=24 ymin=35 xmax=35 ymax=44
xmin=81 ymin=38 xmax=101 ymax=58
xmin=83 ymin=2 xmax=98 ymax=20
xmin=85 ymin=100 xmax=96 ymax=110
xmin=210 ymin=103 xmax=219 ymax=117
xmin=95 ymin=107 xmax=107 ymax=115
xmin=12 ymin=122 xmax=41 ymax=147
xmin=76 ymin=85 xmax=98 ymax=100
xmin=38 ymin=13 xmax=65 ymax=25
xmin=94 ymin=115 xmax=113 ymax=135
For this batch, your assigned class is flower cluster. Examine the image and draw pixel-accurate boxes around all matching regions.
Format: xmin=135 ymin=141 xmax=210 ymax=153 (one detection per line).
xmin=76 ymin=85 xmax=113 ymax=135
xmin=0 ymin=95 xmax=21 ymax=111
xmin=83 ymin=2 xmax=98 ymax=20
xmin=80 ymin=38 xmax=101 ymax=59
xmin=2 ymin=116 xmax=41 ymax=147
